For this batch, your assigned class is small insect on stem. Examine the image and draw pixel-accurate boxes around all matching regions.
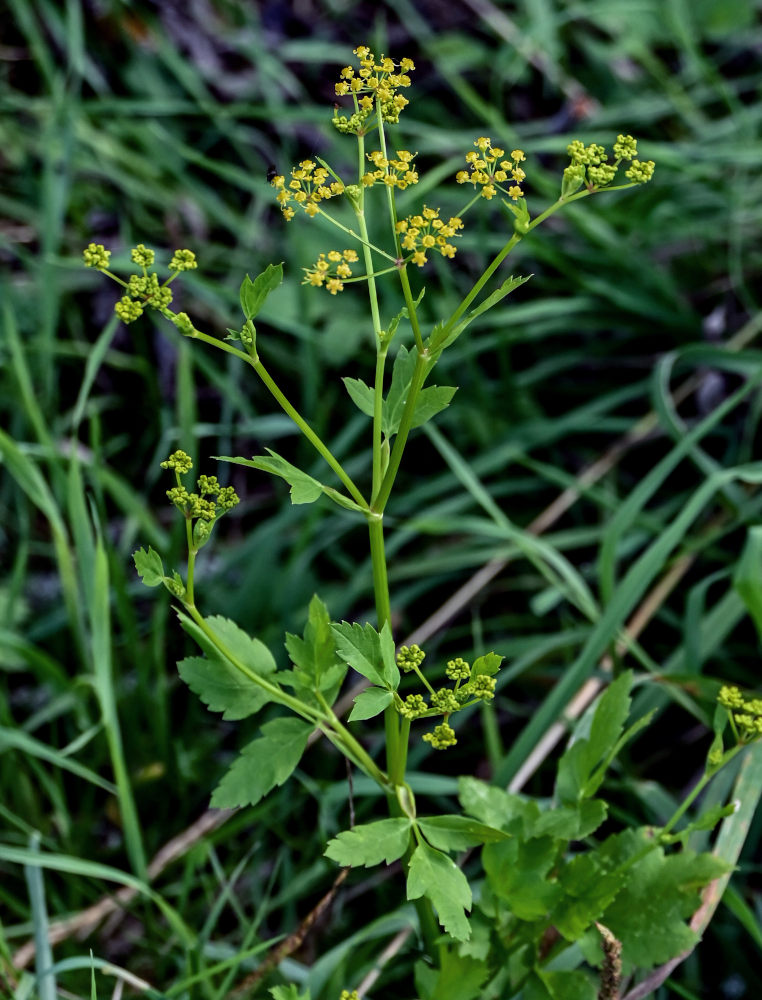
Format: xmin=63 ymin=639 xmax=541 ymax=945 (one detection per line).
xmin=266 ymin=164 xmax=278 ymax=183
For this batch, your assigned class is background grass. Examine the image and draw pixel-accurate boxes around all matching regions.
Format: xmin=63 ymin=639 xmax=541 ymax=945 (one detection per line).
xmin=2 ymin=0 xmax=762 ymax=997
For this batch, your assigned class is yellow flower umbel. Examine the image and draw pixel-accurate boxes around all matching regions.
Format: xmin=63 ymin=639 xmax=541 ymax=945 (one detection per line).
xmin=456 ymin=138 xmax=527 ymax=201
xmin=270 ymin=160 xmax=346 ymax=221
xmin=361 ymin=149 xmax=419 ymax=190
xmin=395 ymin=207 xmax=463 ymax=267
xmin=332 ymin=44 xmax=415 ymax=134
xmin=303 ymin=249 xmax=359 ymax=294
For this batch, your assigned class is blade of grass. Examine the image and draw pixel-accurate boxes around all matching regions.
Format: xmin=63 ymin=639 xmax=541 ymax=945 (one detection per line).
xmin=23 ymin=833 xmax=56 ymax=1000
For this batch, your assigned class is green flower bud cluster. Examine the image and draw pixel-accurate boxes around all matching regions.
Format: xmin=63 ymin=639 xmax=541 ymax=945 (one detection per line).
xmin=567 ymin=140 xmax=607 ymax=166
xmin=82 ymin=243 xmax=198 ymax=325
xmin=170 ymin=249 xmax=198 ymax=271
xmin=127 ymin=273 xmax=173 ymax=309
xmin=160 ymin=451 xmax=240 ymax=546
xmin=463 ymin=674 xmax=496 ymax=701
xmin=625 ymin=159 xmax=656 ymax=184
xmin=423 ymin=722 xmax=457 ymax=750
xmin=396 ymin=643 xmax=426 ymax=672
xmin=393 ymin=647 xmax=500 ymax=750
xmin=719 ymin=685 xmax=762 ymax=742
xmin=445 ymin=657 xmax=470 ymax=681
xmin=431 ymin=688 xmax=460 ymax=714
xmin=115 ymin=296 xmax=145 ymax=324
xmin=562 ymin=134 xmax=654 ymax=197
xmin=340 ymin=991 xmax=360 ymax=1000
xmin=83 ymin=242 xmax=111 ymax=269
xmin=161 ymin=450 xmax=193 ymax=474
xmin=399 ymin=694 xmax=428 ymax=720
xmin=613 ymin=134 xmax=638 ymax=160
xmin=172 ymin=312 xmax=196 ymax=335
xmin=131 ymin=243 xmax=155 ymax=267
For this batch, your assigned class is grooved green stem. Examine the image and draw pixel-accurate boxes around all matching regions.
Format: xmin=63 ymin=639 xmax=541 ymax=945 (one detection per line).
xmin=252 ymin=355 xmax=368 ymax=509
xmin=164 ymin=317 xmax=368 ymax=510
xmin=375 ymin=348 xmax=429 ymax=513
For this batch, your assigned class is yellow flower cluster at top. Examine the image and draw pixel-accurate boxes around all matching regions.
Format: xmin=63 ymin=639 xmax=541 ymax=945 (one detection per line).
xmin=303 ymin=249 xmax=359 ymax=295
xmin=361 ymin=149 xmax=419 ymax=190
xmin=395 ymin=207 xmax=464 ymax=267
xmin=270 ymin=160 xmax=345 ymax=221
xmin=332 ymin=45 xmax=415 ymax=134
xmin=456 ymin=138 xmax=526 ymax=201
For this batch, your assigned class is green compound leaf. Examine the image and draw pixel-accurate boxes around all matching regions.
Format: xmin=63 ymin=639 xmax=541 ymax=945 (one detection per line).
xmin=284 ymin=595 xmax=333 ymax=675
xmin=468 ymin=273 xmax=533 ymax=322
xmin=348 ymin=686 xmax=393 ymax=722
xmin=211 ymin=717 xmax=312 ymax=809
xmin=177 ymin=612 xmax=279 ymax=720
xmin=407 ymin=841 xmax=472 ymax=941
xmin=343 ymin=348 xmax=455 ymax=436
xmin=594 ymin=833 xmax=732 ymax=970
xmin=733 ymin=524 xmax=762 ymax=639
xmin=482 ymin=836 xmax=561 ymax=921
xmin=383 ymin=345 xmax=455 ymax=437
xmin=325 ymin=818 xmax=412 ymax=867
xmin=282 ymin=597 xmax=346 ymax=707
xmin=471 ymin=652 xmax=503 ymax=678
xmin=342 ymin=376 xmax=374 ymax=418
xmin=269 ymin=986 xmax=311 ymax=1000
xmin=458 ymin=776 xmax=539 ymax=835
xmin=133 ymin=546 xmax=165 ymax=587
xmin=218 ymin=450 xmax=322 ymax=504
xmin=417 ymin=815 xmax=509 ymax=852
xmin=523 ymin=969 xmax=596 ymax=1000
xmin=532 ymin=799 xmax=608 ymax=841
xmin=428 ymin=274 xmax=531 ymax=357
xmin=414 ymin=950 xmax=488 ymax=1000
xmin=283 ymin=595 xmax=346 ymax=707
xmin=240 ymin=262 xmax=283 ymax=321
xmin=555 ymin=670 xmax=634 ymax=804
xmin=321 ymin=486 xmax=367 ymax=514
xmin=331 ymin=620 xmax=399 ymax=690
xmin=551 ymin=849 xmax=627 ymax=941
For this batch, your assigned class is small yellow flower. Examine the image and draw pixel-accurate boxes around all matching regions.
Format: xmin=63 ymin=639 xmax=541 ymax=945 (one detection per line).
xmin=458 ymin=139 xmax=527 ymax=201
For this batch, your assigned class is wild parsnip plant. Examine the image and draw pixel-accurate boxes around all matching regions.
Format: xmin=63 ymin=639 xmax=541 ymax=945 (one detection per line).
xmin=84 ymin=45 xmax=758 ymax=1000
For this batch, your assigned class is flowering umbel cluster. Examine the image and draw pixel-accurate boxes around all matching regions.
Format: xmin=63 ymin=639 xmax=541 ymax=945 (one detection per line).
xmin=396 ymin=207 xmax=464 ymax=267
xmin=718 ymin=685 xmax=762 ymax=743
xmin=456 ymin=139 xmax=527 ymax=201
xmin=303 ymin=249 xmax=359 ymax=294
xmin=82 ymin=243 xmax=197 ymax=324
xmin=270 ymin=160 xmax=346 ymax=221
xmin=361 ymin=149 xmax=419 ymax=190
xmin=562 ymin=134 xmax=654 ymax=197
xmin=161 ymin=450 xmax=239 ymax=548
xmin=332 ymin=45 xmax=415 ymax=134
xmin=393 ymin=650 xmax=498 ymax=749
